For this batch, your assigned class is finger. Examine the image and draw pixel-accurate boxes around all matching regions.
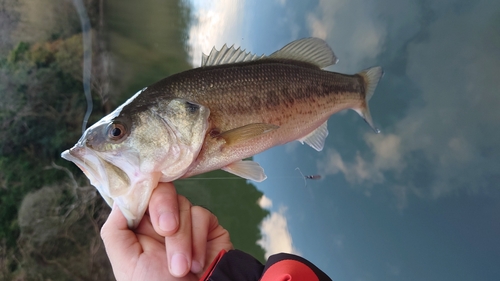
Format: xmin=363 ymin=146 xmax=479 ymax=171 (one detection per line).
xmin=134 ymin=213 xmax=164 ymax=244
xmin=101 ymin=204 xmax=141 ymax=277
xmin=190 ymin=206 xmax=212 ymax=274
xmin=207 ymin=218 xmax=231 ymax=244
xmin=166 ymin=195 xmax=192 ymax=277
xmin=149 ymin=182 xmax=180 ymax=236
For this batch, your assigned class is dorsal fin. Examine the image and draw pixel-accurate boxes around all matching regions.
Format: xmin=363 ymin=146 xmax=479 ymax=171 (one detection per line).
xmin=201 ymin=44 xmax=264 ymax=66
xmin=201 ymin=38 xmax=338 ymax=68
xmin=269 ymin=38 xmax=338 ymax=68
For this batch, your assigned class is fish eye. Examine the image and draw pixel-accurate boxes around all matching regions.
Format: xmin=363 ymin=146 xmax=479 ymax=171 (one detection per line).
xmin=185 ymin=101 xmax=199 ymax=113
xmin=107 ymin=123 xmax=127 ymax=141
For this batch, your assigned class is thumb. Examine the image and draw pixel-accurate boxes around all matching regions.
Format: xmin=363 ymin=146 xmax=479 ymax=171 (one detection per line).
xmin=101 ymin=203 xmax=141 ymax=272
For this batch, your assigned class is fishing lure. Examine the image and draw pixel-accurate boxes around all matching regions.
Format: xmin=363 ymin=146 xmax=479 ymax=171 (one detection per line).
xmin=295 ymin=167 xmax=321 ymax=187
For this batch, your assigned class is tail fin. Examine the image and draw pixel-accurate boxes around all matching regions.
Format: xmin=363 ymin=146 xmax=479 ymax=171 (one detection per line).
xmin=354 ymin=66 xmax=384 ymax=133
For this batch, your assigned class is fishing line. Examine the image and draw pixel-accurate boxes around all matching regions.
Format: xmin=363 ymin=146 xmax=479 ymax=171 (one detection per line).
xmin=71 ymin=0 xmax=93 ymax=134
xmin=295 ymin=167 xmax=322 ymax=187
xmin=177 ymin=170 xmax=322 ymax=199
xmin=178 ymin=168 xmax=322 ymax=182
xmin=177 ymin=176 xmax=304 ymax=181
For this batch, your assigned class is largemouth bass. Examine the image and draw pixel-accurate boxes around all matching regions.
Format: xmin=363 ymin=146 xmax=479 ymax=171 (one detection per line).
xmin=62 ymin=38 xmax=383 ymax=227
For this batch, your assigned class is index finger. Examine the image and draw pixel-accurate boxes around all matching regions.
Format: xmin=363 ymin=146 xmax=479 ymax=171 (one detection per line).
xmin=149 ymin=182 xmax=180 ymax=236
xmin=166 ymin=195 xmax=192 ymax=277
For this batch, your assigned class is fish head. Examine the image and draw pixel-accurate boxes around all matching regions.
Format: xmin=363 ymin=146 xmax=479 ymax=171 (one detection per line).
xmin=61 ymin=96 xmax=210 ymax=228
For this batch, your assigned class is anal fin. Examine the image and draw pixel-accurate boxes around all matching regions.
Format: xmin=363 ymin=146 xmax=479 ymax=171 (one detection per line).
xmin=298 ymin=121 xmax=329 ymax=151
xmin=221 ymin=160 xmax=267 ymax=182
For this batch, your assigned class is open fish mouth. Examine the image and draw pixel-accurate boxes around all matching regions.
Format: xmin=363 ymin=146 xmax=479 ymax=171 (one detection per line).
xmin=61 ymin=144 xmax=157 ymax=228
xmin=61 ymin=145 xmax=114 ymax=206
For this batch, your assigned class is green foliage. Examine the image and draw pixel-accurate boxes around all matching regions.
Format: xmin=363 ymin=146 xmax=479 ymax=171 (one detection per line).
xmin=105 ymin=0 xmax=192 ymax=101
xmin=0 ymin=27 xmax=118 ymax=278
xmin=175 ymin=170 xmax=269 ymax=263
xmin=7 ymin=42 xmax=30 ymax=63
xmin=1 ymin=0 xmax=272 ymax=279
xmin=16 ymin=183 xmax=113 ymax=280
xmin=0 ymin=36 xmax=104 ymax=248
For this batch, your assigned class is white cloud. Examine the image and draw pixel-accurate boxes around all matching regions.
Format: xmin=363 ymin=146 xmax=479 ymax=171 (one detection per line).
xmin=257 ymin=203 xmax=300 ymax=259
xmin=276 ymin=0 xmax=287 ymax=6
xmin=187 ymin=0 xmax=246 ymax=66
xmin=316 ymin=0 xmax=500 ymax=205
xmin=307 ymin=13 xmax=327 ymax=40
xmin=306 ymin=0 xmax=388 ymax=73
xmin=318 ymin=133 xmax=402 ymax=186
xmin=306 ymin=0 xmax=420 ymax=73
xmin=258 ymin=195 xmax=273 ymax=209
xmin=397 ymin=0 xmax=500 ymax=199
xmin=365 ymin=134 xmax=404 ymax=173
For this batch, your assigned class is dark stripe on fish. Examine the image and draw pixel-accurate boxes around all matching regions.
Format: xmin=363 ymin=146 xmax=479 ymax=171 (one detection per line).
xmin=120 ymin=59 xmax=366 ymax=117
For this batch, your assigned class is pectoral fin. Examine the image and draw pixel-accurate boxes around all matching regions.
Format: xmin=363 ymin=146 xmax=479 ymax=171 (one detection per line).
xmin=221 ymin=160 xmax=267 ymax=182
xmin=298 ymin=121 xmax=329 ymax=151
xmin=216 ymin=123 xmax=279 ymax=145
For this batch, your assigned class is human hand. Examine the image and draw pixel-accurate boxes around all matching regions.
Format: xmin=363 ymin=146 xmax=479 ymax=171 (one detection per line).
xmin=101 ymin=182 xmax=233 ymax=280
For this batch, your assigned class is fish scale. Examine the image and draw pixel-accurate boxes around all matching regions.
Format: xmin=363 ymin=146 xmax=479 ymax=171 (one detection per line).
xmin=158 ymin=59 xmax=373 ymax=179
xmin=145 ymin=60 xmax=363 ymax=117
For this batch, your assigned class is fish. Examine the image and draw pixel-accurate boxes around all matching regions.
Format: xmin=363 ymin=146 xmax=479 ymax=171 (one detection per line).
xmin=61 ymin=38 xmax=383 ymax=227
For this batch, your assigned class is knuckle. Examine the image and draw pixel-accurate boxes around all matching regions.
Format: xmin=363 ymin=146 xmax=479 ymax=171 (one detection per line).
xmin=191 ymin=205 xmax=210 ymax=217
xmin=100 ymin=223 xmax=110 ymax=242
xmin=177 ymin=195 xmax=192 ymax=210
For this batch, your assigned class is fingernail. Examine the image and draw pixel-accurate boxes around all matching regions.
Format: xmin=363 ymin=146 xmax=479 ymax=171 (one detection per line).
xmin=191 ymin=260 xmax=203 ymax=273
xmin=159 ymin=212 xmax=177 ymax=233
xmin=170 ymin=253 xmax=188 ymax=277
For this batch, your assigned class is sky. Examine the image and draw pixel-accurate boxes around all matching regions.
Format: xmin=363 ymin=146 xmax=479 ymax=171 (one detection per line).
xmin=187 ymin=0 xmax=500 ymax=280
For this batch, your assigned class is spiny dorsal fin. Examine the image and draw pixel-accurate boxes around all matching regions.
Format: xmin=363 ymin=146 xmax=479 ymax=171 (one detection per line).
xmin=201 ymin=44 xmax=264 ymax=66
xmin=201 ymin=38 xmax=338 ymax=68
xmin=269 ymin=38 xmax=339 ymax=68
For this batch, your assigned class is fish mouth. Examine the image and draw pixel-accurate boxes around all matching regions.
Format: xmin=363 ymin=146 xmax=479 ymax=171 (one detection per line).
xmin=61 ymin=145 xmax=115 ymax=207
xmin=61 ymin=145 xmax=158 ymax=228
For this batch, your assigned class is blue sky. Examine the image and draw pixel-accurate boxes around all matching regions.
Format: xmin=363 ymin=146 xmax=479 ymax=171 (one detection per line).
xmin=188 ymin=0 xmax=500 ymax=280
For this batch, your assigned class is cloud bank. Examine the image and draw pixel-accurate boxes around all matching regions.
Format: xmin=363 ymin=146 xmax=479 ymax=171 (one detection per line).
xmin=257 ymin=195 xmax=300 ymax=259
xmin=314 ymin=0 xmax=500 ymax=206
